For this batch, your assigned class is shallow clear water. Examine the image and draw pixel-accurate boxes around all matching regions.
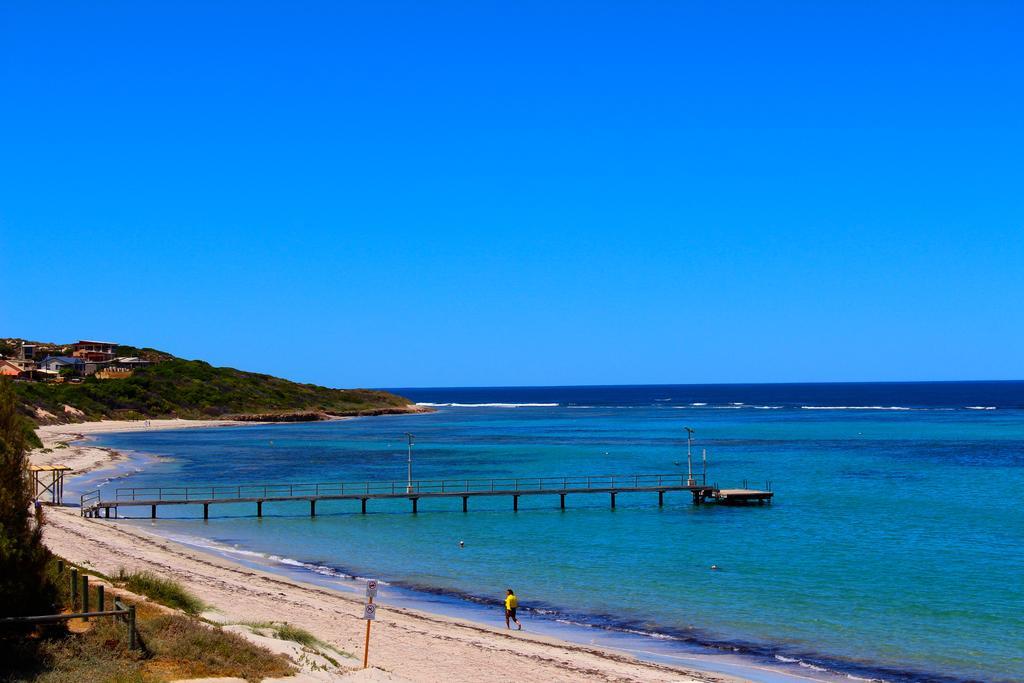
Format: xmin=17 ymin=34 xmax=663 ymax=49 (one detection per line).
xmin=85 ymin=383 xmax=1024 ymax=682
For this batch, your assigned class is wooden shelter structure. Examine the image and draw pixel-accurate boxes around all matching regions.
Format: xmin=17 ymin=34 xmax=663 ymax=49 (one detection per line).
xmin=29 ymin=465 xmax=71 ymax=505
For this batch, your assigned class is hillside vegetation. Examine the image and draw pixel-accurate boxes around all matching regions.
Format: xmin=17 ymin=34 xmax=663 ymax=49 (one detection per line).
xmin=14 ymin=356 xmax=416 ymax=423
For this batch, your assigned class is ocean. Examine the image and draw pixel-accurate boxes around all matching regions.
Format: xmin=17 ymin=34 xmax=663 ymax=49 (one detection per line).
xmin=78 ymin=382 xmax=1024 ymax=682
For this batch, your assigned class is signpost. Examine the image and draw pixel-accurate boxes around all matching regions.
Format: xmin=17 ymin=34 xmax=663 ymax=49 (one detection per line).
xmin=363 ymin=579 xmax=378 ymax=669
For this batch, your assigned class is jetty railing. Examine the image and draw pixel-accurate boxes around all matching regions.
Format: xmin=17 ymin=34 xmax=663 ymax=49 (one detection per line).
xmin=109 ymin=473 xmax=709 ymax=502
xmin=110 ymin=475 xmax=704 ymax=501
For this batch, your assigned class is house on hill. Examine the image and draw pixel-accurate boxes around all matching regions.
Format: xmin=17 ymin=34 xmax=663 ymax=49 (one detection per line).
xmin=37 ymin=355 xmax=86 ymax=375
xmin=0 ymin=359 xmax=25 ymax=377
xmin=112 ymin=356 xmax=151 ymax=369
xmin=72 ymin=340 xmax=117 ymax=362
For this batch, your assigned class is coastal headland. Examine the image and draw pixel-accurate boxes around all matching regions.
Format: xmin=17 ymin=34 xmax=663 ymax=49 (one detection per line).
xmin=5 ymin=337 xmax=428 ymax=427
xmin=33 ymin=419 xmax=746 ymax=683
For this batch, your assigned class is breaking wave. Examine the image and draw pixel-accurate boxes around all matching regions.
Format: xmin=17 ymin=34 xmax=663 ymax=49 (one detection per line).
xmin=801 ymin=406 xmax=912 ymax=411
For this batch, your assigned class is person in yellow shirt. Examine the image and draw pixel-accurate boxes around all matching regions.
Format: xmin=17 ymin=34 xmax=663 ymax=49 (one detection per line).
xmin=504 ymin=588 xmax=522 ymax=630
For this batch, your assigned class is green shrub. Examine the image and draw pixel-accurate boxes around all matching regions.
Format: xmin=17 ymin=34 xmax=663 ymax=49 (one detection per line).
xmin=0 ymin=380 xmax=58 ymax=619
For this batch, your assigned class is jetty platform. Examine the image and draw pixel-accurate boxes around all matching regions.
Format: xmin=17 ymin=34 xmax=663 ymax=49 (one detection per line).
xmin=80 ymin=473 xmax=772 ymax=519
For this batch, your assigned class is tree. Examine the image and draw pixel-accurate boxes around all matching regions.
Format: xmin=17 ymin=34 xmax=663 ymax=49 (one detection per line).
xmin=0 ymin=379 xmax=58 ymax=617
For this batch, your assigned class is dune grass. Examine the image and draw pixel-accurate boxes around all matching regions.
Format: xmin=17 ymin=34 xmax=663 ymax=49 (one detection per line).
xmin=23 ymin=606 xmax=294 ymax=683
xmin=118 ymin=569 xmax=206 ymax=615
xmin=4 ymin=561 xmax=295 ymax=683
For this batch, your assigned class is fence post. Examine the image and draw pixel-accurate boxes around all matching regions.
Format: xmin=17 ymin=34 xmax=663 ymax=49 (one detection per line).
xmin=82 ymin=575 xmax=89 ymax=620
xmin=98 ymin=584 xmax=105 ymax=612
xmin=70 ymin=568 xmax=78 ymax=607
xmin=128 ymin=605 xmax=137 ymax=649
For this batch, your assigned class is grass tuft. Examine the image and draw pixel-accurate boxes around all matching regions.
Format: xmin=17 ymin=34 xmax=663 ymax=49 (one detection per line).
xmin=118 ymin=570 xmax=206 ymax=615
xmin=235 ymin=620 xmax=353 ymax=662
xmin=274 ymin=622 xmax=319 ymax=648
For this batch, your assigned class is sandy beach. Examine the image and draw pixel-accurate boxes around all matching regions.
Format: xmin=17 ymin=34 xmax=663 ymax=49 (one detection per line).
xmin=32 ymin=419 xmax=262 ymax=475
xmin=32 ymin=420 xmax=747 ymax=683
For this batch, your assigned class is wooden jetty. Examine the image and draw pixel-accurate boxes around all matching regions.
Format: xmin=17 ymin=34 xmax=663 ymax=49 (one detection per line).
xmin=80 ymin=474 xmax=772 ymax=519
xmin=713 ymin=489 xmax=774 ymax=505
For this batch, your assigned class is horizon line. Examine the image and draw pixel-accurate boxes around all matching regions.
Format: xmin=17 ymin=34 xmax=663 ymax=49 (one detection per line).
xmin=380 ymin=378 xmax=1024 ymax=391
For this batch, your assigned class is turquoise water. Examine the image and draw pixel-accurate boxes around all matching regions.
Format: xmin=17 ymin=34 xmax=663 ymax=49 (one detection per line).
xmin=83 ymin=384 xmax=1024 ymax=682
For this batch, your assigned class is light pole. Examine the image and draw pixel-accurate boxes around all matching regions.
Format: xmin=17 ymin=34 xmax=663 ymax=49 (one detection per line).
xmin=685 ymin=427 xmax=695 ymax=486
xmin=405 ymin=433 xmax=415 ymax=493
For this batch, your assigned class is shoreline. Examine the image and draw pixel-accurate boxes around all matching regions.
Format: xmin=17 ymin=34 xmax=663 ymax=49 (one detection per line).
xmin=30 ymin=419 xmax=940 ymax=683
xmin=33 ymin=418 xmax=753 ymax=681
xmin=41 ymin=511 xmax=745 ymax=683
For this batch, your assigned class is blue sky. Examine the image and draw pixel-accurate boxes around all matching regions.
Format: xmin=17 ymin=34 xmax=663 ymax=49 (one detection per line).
xmin=2 ymin=2 xmax=1022 ymax=388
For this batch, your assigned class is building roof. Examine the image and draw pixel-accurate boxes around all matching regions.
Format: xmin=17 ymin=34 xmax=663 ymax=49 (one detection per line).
xmin=29 ymin=465 xmax=73 ymax=472
xmin=75 ymin=340 xmax=118 ymax=346
xmin=39 ymin=355 xmax=85 ymax=365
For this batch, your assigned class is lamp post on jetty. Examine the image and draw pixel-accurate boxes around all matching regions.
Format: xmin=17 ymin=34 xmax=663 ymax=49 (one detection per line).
xmin=405 ymin=433 xmax=415 ymax=494
xmin=685 ymin=427 xmax=696 ymax=486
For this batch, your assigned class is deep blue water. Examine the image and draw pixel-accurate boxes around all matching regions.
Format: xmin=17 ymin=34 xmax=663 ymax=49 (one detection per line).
xmin=83 ymin=382 xmax=1024 ymax=682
